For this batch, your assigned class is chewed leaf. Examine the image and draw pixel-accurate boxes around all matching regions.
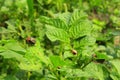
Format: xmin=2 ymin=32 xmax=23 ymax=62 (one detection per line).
xmin=19 ymin=42 xmax=50 ymax=71
xmin=19 ymin=60 xmax=42 ymax=71
xmin=46 ymin=25 xmax=70 ymax=43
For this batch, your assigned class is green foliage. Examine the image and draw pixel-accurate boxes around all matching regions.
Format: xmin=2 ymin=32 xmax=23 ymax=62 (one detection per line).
xmin=50 ymin=55 xmax=66 ymax=68
xmin=0 ymin=0 xmax=120 ymax=80
xmin=41 ymin=10 xmax=93 ymax=42
xmin=0 ymin=40 xmax=25 ymax=61
xmin=46 ymin=25 xmax=70 ymax=43
xmin=84 ymin=62 xmax=105 ymax=80
xmin=27 ymin=0 xmax=34 ymax=18
xmin=110 ymin=59 xmax=120 ymax=75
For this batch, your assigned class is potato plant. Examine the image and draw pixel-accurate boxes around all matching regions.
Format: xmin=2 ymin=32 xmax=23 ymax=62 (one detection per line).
xmin=0 ymin=0 xmax=120 ymax=80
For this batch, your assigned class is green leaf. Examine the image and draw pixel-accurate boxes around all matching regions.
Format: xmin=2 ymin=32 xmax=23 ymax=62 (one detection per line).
xmin=46 ymin=74 xmax=57 ymax=80
xmin=50 ymin=55 xmax=66 ymax=68
xmin=19 ymin=40 xmax=50 ymax=71
xmin=96 ymin=52 xmax=109 ymax=59
xmin=110 ymin=59 xmax=120 ymax=75
xmin=5 ymin=21 xmax=16 ymax=32
xmin=69 ymin=20 xmax=92 ymax=39
xmin=49 ymin=18 xmax=68 ymax=30
xmin=70 ymin=10 xmax=88 ymax=26
xmin=58 ymin=12 xmax=71 ymax=26
xmin=27 ymin=0 xmax=34 ymax=18
xmin=40 ymin=16 xmax=69 ymax=30
xmin=110 ymin=74 xmax=120 ymax=80
xmin=63 ymin=51 xmax=74 ymax=59
xmin=19 ymin=60 xmax=42 ymax=71
xmin=73 ymin=36 xmax=96 ymax=48
xmin=0 ymin=46 xmax=5 ymax=52
xmin=27 ymin=0 xmax=34 ymax=30
xmin=79 ymin=36 xmax=96 ymax=47
xmin=0 ymin=40 xmax=26 ymax=52
xmin=4 ymin=41 xmax=26 ymax=52
xmin=27 ymin=45 xmax=49 ymax=65
xmin=4 ymin=75 xmax=19 ymax=80
xmin=46 ymin=25 xmax=70 ymax=43
xmin=40 ymin=16 xmax=52 ymax=24
xmin=84 ymin=62 xmax=104 ymax=80
xmin=66 ymin=69 xmax=92 ymax=78
xmin=0 ymin=50 xmax=24 ymax=61
xmin=0 ymin=40 xmax=25 ymax=61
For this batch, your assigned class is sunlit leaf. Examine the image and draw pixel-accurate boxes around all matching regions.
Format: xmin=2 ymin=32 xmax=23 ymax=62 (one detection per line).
xmin=84 ymin=62 xmax=104 ymax=80
xmin=70 ymin=10 xmax=88 ymax=26
xmin=46 ymin=25 xmax=70 ymax=43
xmin=69 ymin=20 xmax=92 ymax=39
xmin=79 ymin=36 xmax=96 ymax=47
xmin=0 ymin=50 xmax=24 ymax=61
xmin=50 ymin=55 xmax=66 ymax=68
xmin=110 ymin=59 xmax=120 ymax=75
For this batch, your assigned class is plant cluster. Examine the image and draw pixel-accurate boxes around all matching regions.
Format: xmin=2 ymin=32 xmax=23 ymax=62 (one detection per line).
xmin=0 ymin=0 xmax=120 ymax=80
